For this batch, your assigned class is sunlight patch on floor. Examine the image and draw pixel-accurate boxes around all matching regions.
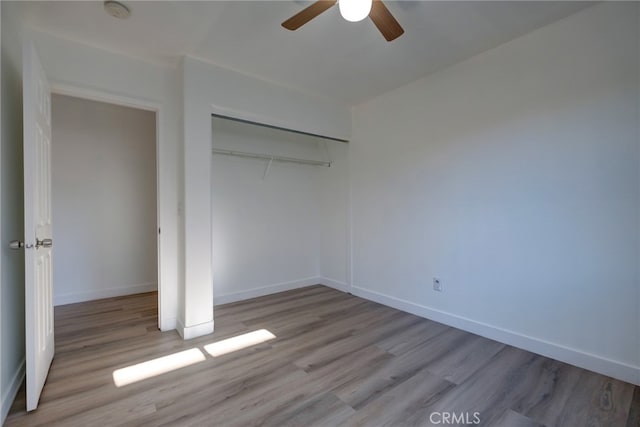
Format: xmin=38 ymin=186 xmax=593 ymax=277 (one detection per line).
xmin=111 ymin=329 xmax=277 ymax=387
xmin=204 ymin=329 xmax=276 ymax=357
xmin=112 ymin=348 xmax=206 ymax=387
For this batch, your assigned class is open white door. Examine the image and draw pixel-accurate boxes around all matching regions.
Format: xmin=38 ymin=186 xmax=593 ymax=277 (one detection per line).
xmin=23 ymin=42 xmax=54 ymax=412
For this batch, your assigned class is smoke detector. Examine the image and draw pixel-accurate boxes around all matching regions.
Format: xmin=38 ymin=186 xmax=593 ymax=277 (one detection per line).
xmin=104 ymin=1 xmax=130 ymax=19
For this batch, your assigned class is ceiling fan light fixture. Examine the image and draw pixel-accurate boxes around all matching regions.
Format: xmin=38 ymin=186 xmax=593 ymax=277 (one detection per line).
xmin=339 ymin=0 xmax=372 ymax=22
xmin=104 ymin=1 xmax=130 ymax=19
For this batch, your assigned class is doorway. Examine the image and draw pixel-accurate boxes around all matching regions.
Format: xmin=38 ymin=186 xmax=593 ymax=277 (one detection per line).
xmin=50 ymin=94 xmax=159 ymax=314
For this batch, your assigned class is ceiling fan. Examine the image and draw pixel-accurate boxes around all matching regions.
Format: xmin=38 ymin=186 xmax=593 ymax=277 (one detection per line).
xmin=282 ymin=0 xmax=404 ymax=42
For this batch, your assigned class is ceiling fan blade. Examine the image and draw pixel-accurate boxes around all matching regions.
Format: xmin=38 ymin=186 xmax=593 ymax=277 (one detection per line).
xmin=282 ymin=1 xmax=338 ymax=31
xmin=369 ymin=0 xmax=404 ymax=41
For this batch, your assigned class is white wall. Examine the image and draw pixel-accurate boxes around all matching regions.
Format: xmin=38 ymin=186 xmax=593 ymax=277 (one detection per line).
xmin=318 ymin=141 xmax=350 ymax=291
xmin=180 ymin=56 xmax=350 ymax=338
xmin=211 ymin=118 xmax=332 ymax=303
xmin=28 ymin=30 xmax=181 ymax=331
xmin=51 ymin=95 xmax=157 ymax=305
xmin=1 ymin=2 xmax=26 ymax=421
xmin=350 ymin=2 xmax=639 ymax=384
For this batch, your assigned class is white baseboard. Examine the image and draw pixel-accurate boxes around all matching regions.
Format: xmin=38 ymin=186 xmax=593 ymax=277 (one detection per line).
xmin=214 ymin=276 xmax=322 ymax=305
xmin=1 ymin=359 xmax=25 ymax=424
xmin=176 ymin=317 xmax=184 ymax=338
xmin=160 ymin=316 xmax=177 ymax=332
xmin=318 ymin=277 xmax=350 ymax=293
xmin=351 ymin=286 xmax=640 ymax=386
xmin=54 ymin=283 xmax=157 ymax=306
xmin=176 ymin=318 xmax=214 ymax=340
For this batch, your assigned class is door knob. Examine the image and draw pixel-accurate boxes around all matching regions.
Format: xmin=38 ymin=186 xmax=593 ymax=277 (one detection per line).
xmin=36 ymin=238 xmax=52 ymax=249
xmin=9 ymin=240 xmax=24 ymax=250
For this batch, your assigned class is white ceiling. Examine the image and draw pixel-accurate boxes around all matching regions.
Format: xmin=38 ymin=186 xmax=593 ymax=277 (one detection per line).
xmin=16 ymin=1 xmax=595 ymax=105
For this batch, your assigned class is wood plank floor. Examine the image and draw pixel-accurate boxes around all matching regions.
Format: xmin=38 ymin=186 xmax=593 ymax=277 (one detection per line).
xmin=6 ymin=285 xmax=638 ymax=426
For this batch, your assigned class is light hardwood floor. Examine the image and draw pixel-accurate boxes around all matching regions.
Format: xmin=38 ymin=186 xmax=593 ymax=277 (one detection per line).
xmin=6 ymin=286 xmax=639 ymax=426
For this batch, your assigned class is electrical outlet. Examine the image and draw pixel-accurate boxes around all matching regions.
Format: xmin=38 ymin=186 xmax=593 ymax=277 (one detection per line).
xmin=433 ymin=277 xmax=442 ymax=292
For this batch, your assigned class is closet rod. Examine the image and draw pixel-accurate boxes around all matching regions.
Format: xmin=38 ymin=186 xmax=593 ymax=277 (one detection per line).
xmin=212 ymin=148 xmax=331 ymax=167
xmin=211 ymin=113 xmax=349 ymax=143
